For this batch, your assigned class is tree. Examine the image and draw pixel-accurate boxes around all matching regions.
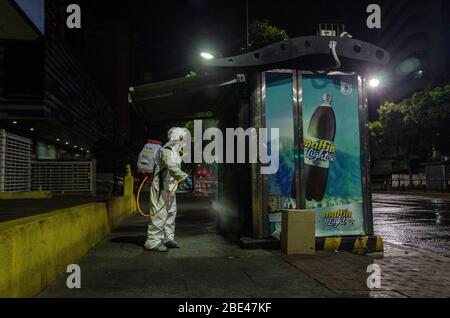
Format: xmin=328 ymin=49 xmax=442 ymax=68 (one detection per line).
xmin=368 ymin=120 xmax=384 ymax=166
xmin=406 ymin=84 xmax=450 ymax=156
xmin=369 ymin=84 xmax=450 ymax=175
xmin=370 ymin=101 xmax=417 ymax=173
xmin=248 ymin=19 xmax=289 ymax=51
xmin=186 ymin=71 xmax=198 ymax=78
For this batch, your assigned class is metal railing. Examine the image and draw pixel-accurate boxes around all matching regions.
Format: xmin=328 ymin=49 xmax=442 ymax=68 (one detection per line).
xmin=372 ymin=177 xmax=450 ymax=191
xmin=31 ymin=160 xmax=96 ymax=194
xmin=0 ymin=130 xmax=32 ymax=192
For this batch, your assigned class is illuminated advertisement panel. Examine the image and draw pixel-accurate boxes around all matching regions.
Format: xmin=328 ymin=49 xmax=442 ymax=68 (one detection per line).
xmin=302 ymin=75 xmax=365 ymax=237
xmin=265 ymin=72 xmax=297 ymax=239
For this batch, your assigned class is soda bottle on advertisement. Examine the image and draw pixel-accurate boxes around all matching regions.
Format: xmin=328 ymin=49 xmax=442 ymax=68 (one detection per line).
xmin=304 ymin=93 xmax=336 ymax=202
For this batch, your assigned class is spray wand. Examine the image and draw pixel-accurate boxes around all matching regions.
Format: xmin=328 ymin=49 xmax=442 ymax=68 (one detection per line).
xmin=136 ymin=174 xmax=214 ymax=218
xmin=192 ymin=188 xmax=215 ymax=205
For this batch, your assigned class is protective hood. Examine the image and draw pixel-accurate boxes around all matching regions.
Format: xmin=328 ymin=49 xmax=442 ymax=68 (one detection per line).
xmin=165 ymin=127 xmax=188 ymax=153
xmin=168 ymin=127 xmax=187 ymax=142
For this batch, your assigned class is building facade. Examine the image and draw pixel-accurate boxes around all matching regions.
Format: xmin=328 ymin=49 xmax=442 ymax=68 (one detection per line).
xmin=0 ymin=0 xmax=115 ymax=161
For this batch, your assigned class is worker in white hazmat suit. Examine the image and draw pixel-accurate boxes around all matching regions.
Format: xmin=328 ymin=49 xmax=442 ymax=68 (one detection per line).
xmin=145 ymin=127 xmax=192 ymax=252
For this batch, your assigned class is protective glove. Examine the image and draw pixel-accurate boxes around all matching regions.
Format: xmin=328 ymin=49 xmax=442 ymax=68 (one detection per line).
xmin=184 ymin=177 xmax=193 ymax=188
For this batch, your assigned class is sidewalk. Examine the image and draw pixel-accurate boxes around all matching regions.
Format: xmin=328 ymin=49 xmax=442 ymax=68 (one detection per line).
xmin=39 ymin=194 xmax=450 ymax=298
xmin=39 ymin=194 xmax=337 ymax=298
xmin=282 ymin=243 xmax=450 ymax=298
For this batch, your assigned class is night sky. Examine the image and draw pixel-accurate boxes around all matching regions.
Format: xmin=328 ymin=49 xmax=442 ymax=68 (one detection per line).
xmin=63 ymin=0 xmax=450 ymax=122
xmin=70 ymin=0 xmax=385 ymax=82
xmin=139 ymin=0 xmax=383 ymax=80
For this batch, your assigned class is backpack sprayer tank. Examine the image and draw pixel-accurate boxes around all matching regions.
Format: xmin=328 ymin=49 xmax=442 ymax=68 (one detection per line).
xmin=137 ymin=140 xmax=162 ymax=174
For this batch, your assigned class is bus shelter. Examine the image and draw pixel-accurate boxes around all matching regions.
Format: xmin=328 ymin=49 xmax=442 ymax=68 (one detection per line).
xmin=130 ymin=35 xmax=390 ymax=251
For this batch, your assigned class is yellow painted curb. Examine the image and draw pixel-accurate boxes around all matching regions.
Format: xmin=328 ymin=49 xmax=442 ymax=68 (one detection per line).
xmin=0 ymin=195 xmax=136 ymax=298
xmin=324 ymin=237 xmax=342 ymax=251
xmin=353 ymin=236 xmax=369 ymax=253
xmin=0 ymin=191 xmax=52 ymax=200
xmin=317 ymin=235 xmax=384 ymax=253
xmin=375 ymin=235 xmax=384 ymax=252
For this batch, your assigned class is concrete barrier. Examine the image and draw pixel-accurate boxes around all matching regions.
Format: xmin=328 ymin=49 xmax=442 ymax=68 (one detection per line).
xmin=0 ymin=195 xmax=135 ymax=298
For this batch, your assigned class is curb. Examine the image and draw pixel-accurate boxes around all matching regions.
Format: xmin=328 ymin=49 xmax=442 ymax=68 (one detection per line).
xmin=316 ymin=235 xmax=384 ymax=253
xmin=240 ymin=235 xmax=384 ymax=253
xmin=0 ymin=191 xmax=52 ymax=200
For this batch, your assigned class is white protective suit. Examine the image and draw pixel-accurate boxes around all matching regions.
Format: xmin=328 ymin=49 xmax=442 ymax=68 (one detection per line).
xmin=145 ymin=128 xmax=189 ymax=250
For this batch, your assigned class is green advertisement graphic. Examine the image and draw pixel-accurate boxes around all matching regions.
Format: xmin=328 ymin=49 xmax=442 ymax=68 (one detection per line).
xmin=265 ymin=72 xmax=296 ymax=240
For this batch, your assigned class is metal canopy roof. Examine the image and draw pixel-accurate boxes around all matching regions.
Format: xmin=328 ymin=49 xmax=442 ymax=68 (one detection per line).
xmin=129 ymin=36 xmax=390 ymax=124
xmin=203 ymin=35 xmax=390 ymax=70
xmin=129 ymin=71 xmax=236 ymax=123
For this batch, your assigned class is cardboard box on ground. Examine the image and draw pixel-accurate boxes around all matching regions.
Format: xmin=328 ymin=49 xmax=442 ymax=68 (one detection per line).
xmin=281 ymin=210 xmax=316 ymax=255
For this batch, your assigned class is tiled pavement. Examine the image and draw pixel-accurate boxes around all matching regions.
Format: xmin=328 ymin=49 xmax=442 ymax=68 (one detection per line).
xmin=283 ymin=243 xmax=450 ymax=298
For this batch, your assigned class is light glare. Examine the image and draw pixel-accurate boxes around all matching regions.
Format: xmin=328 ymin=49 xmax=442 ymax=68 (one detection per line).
xmin=369 ymin=78 xmax=380 ymax=88
xmin=200 ymin=52 xmax=214 ymax=60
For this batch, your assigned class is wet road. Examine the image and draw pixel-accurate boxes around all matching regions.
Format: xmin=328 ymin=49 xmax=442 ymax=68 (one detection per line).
xmin=373 ymin=193 xmax=450 ymax=257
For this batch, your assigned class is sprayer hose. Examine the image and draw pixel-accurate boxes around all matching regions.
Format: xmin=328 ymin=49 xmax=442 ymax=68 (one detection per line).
xmin=136 ymin=175 xmax=185 ymax=218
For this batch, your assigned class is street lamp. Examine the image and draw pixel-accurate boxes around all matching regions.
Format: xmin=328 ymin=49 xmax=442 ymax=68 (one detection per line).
xmin=369 ymin=78 xmax=380 ymax=88
xmin=200 ymin=52 xmax=215 ymax=60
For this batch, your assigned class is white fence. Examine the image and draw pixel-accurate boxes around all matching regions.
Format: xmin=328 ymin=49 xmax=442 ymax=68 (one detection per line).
xmin=391 ymin=174 xmax=427 ymax=188
xmin=0 ymin=130 xmax=32 ymax=192
xmin=31 ymin=161 xmax=96 ymax=194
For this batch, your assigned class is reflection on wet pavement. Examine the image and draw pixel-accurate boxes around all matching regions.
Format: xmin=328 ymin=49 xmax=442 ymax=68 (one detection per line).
xmin=373 ymin=193 xmax=450 ymax=257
